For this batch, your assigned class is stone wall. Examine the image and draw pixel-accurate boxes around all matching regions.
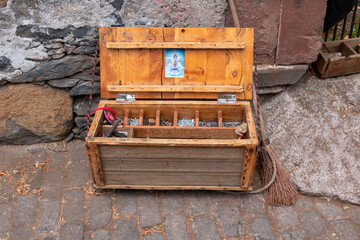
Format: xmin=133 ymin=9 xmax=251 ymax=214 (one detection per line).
xmin=0 ymin=0 xmax=327 ymax=144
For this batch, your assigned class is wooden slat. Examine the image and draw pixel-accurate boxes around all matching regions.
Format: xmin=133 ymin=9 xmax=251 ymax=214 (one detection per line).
xmin=99 ymin=145 xmax=244 ymax=159
xmin=104 ymin=171 xmax=241 ymax=186
xmin=107 ymin=85 xmax=243 ymax=93
xmin=94 ymin=185 xmax=251 ymax=191
xmin=173 ymin=111 xmax=178 ymax=126
xmin=139 ymin=110 xmax=144 ymax=126
xmin=106 ymin=42 xmax=245 ymax=49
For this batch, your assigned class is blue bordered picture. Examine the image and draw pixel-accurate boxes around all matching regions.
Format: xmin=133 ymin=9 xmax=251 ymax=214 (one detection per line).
xmin=165 ymin=49 xmax=185 ymax=78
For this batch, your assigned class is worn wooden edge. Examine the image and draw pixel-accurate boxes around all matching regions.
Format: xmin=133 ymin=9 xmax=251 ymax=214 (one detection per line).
xmin=107 ymin=85 xmax=244 ymax=93
xmin=86 ymin=145 xmax=105 ymax=186
xmin=106 ymin=42 xmax=246 ymax=49
xmin=244 ymin=101 xmax=259 ymax=144
xmin=86 ymin=137 xmax=258 ymax=147
xmin=96 ymin=99 xmax=250 ymax=106
xmin=93 ymin=184 xmax=252 ymax=191
xmin=240 ymin=147 xmax=257 ymax=187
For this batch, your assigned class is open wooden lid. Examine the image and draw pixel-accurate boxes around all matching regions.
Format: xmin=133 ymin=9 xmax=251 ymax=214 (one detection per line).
xmin=100 ymin=27 xmax=253 ymax=100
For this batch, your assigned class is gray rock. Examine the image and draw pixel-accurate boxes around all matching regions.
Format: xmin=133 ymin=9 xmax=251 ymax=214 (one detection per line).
xmin=194 ymin=218 xmax=220 ymax=240
xmin=315 ymin=201 xmax=344 ymax=220
xmin=0 ymin=205 xmax=11 ymax=238
xmin=185 ymin=191 xmax=211 ymax=216
xmin=242 ymin=194 xmax=266 ymax=213
xmin=69 ymin=81 xmax=100 ymax=96
xmin=62 ymin=189 xmax=84 ymax=221
xmin=144 ymin=232 xmax=165 ymax=240
xmin=250 ymin=215 xmax=276 ymax=240
xmin=273 ymin=206 xmax=298 ymax=227
xmin=8 ymin=227 xmax=33 ymax=240
xmin=73 ymin=95 xmax=100 ymax=116
xmin=51 ymin=53 xmax=66 ymax=59
xmin=330 ymin=220 xmax=358 ymax=240
xmin=73 ymin=46 xmax=96 ymax=55
xmin=90 ymin=230 xmax=110 ymax=240
xmin=165 ymin=214 xmax=190 ymax=240
xmin=64 ymin=160 xmax=92 ymax=188
xmin=257 ymin=64 xmax=308 ymax=87
xmin=14 ymin=194 xmax=37 ymax=226
xmin=218 ymin=205 xmax=247 ymax=237
xmin=90 ymin=195 xmax=112 ymax=229
xmin=41 ymin=170 xmax=64 ymax=200
xmin=75 ymin=116 xmax=91 ymax=129
xmin=37 ymin=200 xmax=61 ymax=233
xmin=48 ymin=78 xmax=79 ymax=88
xmin=16 ymin=25 xmax=71 ymax=42
xmin=115 ymin=219 xmax=139 ymax=240
xmin=262 ymin=75 xmax=360 ymax=204
xmin=43 ymin=41 xmax=64 ymax=50
xmin=0 ymin=56 xmax=10 ymax=70
xmin=64 ymin=44 xmax=77 ymax=54
xmin=280 ymin=229 xmax=306 ymax=240
xmin=47 ymin=48 xmax=65 ymax=56
xmin=294 ymin=196 xmax=315 ymax=209
xmin=115 ymin=190 xmax=137 ymax=216
xmin=298 ymin=211 xmax=327 ymax=238
xmin=160 ymin=191 xmax=185 ymax=217
xmin=60 ymin=220 xmax=84 ymax=240
xmin=137 ymin=192 xmax=162 ymax=228
xmin=10 ymin=55 xmax=93 ymax=83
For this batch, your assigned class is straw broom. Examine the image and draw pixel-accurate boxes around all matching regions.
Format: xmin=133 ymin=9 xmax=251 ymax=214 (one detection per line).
xmin=229 ymin=0 xmax=298 ymax=205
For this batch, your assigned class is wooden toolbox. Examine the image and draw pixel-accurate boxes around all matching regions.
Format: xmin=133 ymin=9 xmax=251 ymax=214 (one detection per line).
xmin=86 ymin=27 xmax=259 ymax=191
xmin=314 ymin=38 xmax=360 ymax=78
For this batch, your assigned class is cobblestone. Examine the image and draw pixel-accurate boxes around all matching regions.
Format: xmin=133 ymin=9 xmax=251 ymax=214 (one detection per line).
xmin=14 ymin=194 xmax=37 ymax=226
xmin=143 ymin=232 xmax=165 ymax=240
xmin=165 ymin=214 xmax=190 ymax=240
xmin=218 ymin=205 xmax=247 ymax=237
xmin=250 ymin=215 xmax=276 ymax=240
xmin=194 ymin=217 xmax=221 ymax=240
xmin=298 ymin=211 xmax=327 ymax=238
xmin=60 ymin=220 xmax=84 ymax=240
xmin=1 ymin=141 xmax=360 ymax=240
xmin=115 ymin=218 xmax=139 ymax=240
xmin=37 ymin=199 xmax=61 ymax=233
xmin=62 ymin=189 xmax=84 ymax=221
xmin=137 ymin=192 xmax=162 ymax=228
xmin=89 ymin=195 xmax=112 ymax=229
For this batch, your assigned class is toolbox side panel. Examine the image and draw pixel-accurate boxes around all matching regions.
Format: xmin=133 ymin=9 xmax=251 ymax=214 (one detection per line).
xmin=99 ymin=145 xmax=244 ymax=187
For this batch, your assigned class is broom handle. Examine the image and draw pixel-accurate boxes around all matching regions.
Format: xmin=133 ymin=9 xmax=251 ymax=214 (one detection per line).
xmin=228 ymin=0 xmax=240 ymax=28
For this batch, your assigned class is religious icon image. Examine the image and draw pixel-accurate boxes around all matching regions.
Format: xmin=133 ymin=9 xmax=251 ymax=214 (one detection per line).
xmin=165 ymin=49 xmax=185 ymax=78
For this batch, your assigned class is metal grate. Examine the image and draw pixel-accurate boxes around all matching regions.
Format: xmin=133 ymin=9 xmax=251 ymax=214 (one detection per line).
xmin=324 ymin=0 xmax=360 ymax=42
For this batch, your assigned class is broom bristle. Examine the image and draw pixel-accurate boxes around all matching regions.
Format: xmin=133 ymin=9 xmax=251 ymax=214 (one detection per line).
xmin=258 ymin=144 xmax=298 ymax=205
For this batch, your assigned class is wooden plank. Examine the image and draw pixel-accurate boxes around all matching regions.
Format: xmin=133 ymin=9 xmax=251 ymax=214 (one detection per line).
xmin=218 ymin=111 xmax=223 ymax=128
xmin=87 ymin=145 xmax=105 ymax=186
xmin=162 ymin=27 xmax=176 ymax=99
xmin=95 ymin=185 xmax=251 ymax=191
xmin=104 ymin=171 xmax=241 ymax=186
xmin=106 ymin=42 xmax=245 ymax=49
xmin=107 ymin=85 xmax=243 ymax=93
xmin=102 ymin=159 xmax=242 ymax=172
xmin=99 ymin=145 xmax=244 ymax=159
xmin=101 ymin=126 xmax=240 ymax=139
xmin=123 ymin=109 xmax=129 ymax=126
xmin=139 ymin=110 xmax=144 ymax=126
xmin=241 ymin=147 xmax=257 ymax=187
xmin=173 ymin=111 xmax=178 ymax=126
xmin=155 ymin=110 xmax=160 ymax=127
xmin=195 ymin=111 xmax=199 ymax=127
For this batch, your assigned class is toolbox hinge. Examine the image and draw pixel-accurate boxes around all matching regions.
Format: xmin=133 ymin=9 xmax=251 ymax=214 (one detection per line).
xmin=116 ymin=94 xmax=135 ymax=103
xmin=217 ymin=94 xmax=237 ymax=104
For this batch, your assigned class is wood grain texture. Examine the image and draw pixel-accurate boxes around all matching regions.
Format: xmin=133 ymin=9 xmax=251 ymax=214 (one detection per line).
xmin=100 ymin=27 xmax=254 ymax=100
xmin=106 ymin=42 xmax=245 ymax=49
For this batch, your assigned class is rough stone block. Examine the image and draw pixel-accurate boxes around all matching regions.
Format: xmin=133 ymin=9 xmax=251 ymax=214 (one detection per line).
xmin=194 ymin=217 xmax=220 ymax=240
xmin=294 ymin=196 xmax=315 ymax=209
xmin=276 ymin=0 xmax=327 ymax=64
xmin=226 ymin=0 xmax=281 ymax=64
xmin=165 ymin=214 xmax=190 ymax=240
xmin=160 ymin=191 xmax=185 ymax=217
xmin=273 ymin=206 xmax=298 ymax=227
xmin=115 ymin=218 xmax=139 ymax=240
xmin=250 ymin=215 xmax=276 ymax=240
xmin=257 ymin=64 xmax=308 ymax=87
xmin=41 ymin=170 xmax=64 ymax=200
xmin=37 ymin=200 xmax=61 ymax=233
xmin=0 ymin=204 xmax=11 ymax=238
xmin=330 ymin=220 xmax=359 ymax=240
xmin=115 ymin=190 xmax=137 ymax=217
xmin=90 ymin=230 xmax=110 ymax=240
xmin=0 ymin=84 xmax=73 ymax=145
xmin=218 ymin=205 xmax=247 ymax=237
xmin=48 ymin=78 xmax=79 ymax=88
xmin=298 ymin=211 xmax=327 ymax=238
xmin=14 ymin=194 xmax=37 ymax=226
xmin=64 ymin=160 xmax=92 ymax=188
xmin=8 ymin=227 xmax=33 ymax=240
xmin=137 ymin=192 xmax=162 ymax=228
xmin=280 ymin=229 xmax=306 ymax=240
xmin=69 ymin=81 xmax=100 ymax=96
xmin=73 ymin=95 xmax=100 ymax=116
xmin=315 ymin=201 xmax=344 ymax=221
xmin=90 ymin=195 xmax=112 ymax=229
xmin=144 ymin=232 xmax=165 ymax=240
xmin=62 ymin=189 xmax=84 ymax=221
xmin=60 ymin=220 xmax=84 ymax=240
xmin=185 ymin=191 xmax=211 ymax=216
xmin=241 ymin=194 xmax=266 ymax=213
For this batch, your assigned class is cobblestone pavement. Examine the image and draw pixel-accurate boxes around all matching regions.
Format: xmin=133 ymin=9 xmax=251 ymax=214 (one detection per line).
xmin=0 ymin=140 xmax=359 ymax=240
